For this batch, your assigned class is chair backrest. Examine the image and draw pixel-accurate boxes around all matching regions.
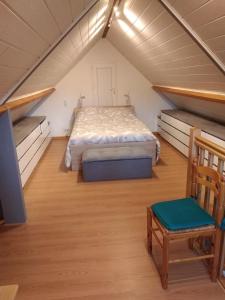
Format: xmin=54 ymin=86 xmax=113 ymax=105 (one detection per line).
xmin=191 ymin=164 xmax=224 ymax=225
xmin=187 ymin=128 xmax=225 ymax=225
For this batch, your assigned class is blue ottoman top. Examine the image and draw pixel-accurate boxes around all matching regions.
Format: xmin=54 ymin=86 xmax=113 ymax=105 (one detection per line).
xmin=82 ymin=146 xmax=152 ymax=162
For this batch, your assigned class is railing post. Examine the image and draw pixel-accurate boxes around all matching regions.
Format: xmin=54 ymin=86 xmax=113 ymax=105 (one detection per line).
xmin=186 ymin=127 xmax=201 ymax=197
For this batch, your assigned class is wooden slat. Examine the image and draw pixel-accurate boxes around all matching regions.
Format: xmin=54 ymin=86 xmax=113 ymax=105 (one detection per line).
xmin=0 ymin=87 xmax=55 ymax=113
xmin=153 ymin=85 xmax=225 ymax=104
xmin=169 ymin=254 xmax=214 ymax=264
xmin=195 ymin=136 xmax=225 ymax=159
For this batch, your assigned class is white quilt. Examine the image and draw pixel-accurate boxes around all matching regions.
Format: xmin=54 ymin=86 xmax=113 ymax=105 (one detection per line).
xmin=65 ymin=106 xmax=160 ymax=167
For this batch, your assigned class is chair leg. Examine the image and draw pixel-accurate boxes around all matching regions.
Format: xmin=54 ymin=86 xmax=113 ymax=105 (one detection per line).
xmin=147 ymin=207 xmax=152 ymax=254
xmin=219 ymin=233 xmax=225 ymax=277
xmin=211 ymin=229 xmax=222 ymax=281
xmin=188 ymin=238 xmax=194 ymax=251
xmin=161 ymin=236 xmax=169 ymax=289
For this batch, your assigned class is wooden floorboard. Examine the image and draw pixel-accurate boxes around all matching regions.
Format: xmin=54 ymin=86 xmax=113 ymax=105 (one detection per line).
xmin=0 ymin=138 xmax=224 ymax=299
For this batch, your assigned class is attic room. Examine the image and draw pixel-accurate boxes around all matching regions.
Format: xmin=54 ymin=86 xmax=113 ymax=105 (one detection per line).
xmin=0 ymin=0 xmax=225 ymax=299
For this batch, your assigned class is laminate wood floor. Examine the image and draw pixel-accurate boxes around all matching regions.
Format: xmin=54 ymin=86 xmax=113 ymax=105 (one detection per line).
xmin=0 ymin=138 xmax=224 ymax=300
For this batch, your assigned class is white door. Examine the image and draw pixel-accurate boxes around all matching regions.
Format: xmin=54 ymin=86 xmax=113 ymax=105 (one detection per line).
xmin=94 ymin=64 xmax=116 ymax=106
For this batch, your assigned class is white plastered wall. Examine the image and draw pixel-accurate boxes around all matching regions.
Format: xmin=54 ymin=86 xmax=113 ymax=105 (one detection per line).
xmin=31 ymin=39 xmax=173 ymax=136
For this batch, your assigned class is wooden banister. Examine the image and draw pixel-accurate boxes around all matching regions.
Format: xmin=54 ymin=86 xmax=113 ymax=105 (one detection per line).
xmin=152 ymin=85 xmax=225 ymax=104
xmin=195 ymin=136 xmax=225 ymax=161
xmin=0 ymin=87 xmax=55 ymax=114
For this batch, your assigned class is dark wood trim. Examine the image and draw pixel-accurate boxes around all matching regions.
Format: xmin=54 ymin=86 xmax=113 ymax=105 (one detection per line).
xmin=102 ymin=0 xmax=119 ymax=38
xmin=153 ymin=85 xmax=225 ymax=104
xmin=0 ymin=87 xmax=55 ymax=113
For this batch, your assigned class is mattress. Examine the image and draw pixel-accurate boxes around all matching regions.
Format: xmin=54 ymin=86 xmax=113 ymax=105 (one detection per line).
xmin=65 ymin=106 xmax=160 ymax=168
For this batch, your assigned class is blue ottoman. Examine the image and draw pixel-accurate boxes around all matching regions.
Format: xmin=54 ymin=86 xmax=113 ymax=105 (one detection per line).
xmin=82 ymin=146 xmax=152 ymax=181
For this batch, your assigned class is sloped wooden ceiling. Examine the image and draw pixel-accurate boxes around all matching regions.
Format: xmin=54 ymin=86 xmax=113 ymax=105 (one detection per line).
xmin=167 ymin=0 xmax=225 ymax=67
xmin=0 ymin=0 xmax=110 ymax=103
xmin=1 ymin=0 xmax=225 ymax=109
xmin=107 ymin=0 xmax=225 ymax=92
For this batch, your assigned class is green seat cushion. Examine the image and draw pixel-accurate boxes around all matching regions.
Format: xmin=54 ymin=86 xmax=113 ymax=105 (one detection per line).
xmin=151 ymin=197 xmax=215 ymax=231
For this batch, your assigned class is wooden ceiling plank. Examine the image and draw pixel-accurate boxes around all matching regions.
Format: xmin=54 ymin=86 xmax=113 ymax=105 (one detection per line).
xmin=153 ymin=85 xmax=225 ymax=104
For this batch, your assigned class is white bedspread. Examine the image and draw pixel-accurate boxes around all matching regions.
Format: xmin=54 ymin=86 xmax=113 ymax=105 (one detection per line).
xmin=65 ymin=106 xmax=160 ymax=167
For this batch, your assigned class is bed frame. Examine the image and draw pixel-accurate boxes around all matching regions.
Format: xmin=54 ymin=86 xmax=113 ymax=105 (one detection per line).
xmin=187 ymin=128 xmax=225 ymax=281
xmin=69 ymin=106 xmax=157 ymax=171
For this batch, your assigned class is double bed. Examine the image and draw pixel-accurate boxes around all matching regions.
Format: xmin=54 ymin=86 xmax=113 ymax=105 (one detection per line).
xmin=65 ymin=106 xmax=160 ymax=171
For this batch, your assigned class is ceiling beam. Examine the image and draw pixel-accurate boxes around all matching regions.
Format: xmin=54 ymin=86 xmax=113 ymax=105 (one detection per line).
xmin=0 ymin=87 xmax=55 ymax=114
xmin=153 ymin=85 xmax=225 ymax=104
xmin=102 ymin=0 xmax=120 ymax=38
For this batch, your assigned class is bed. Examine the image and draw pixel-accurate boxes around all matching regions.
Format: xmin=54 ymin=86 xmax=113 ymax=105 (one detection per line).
xmin=65 ymin=106 xmax=160 ymax=171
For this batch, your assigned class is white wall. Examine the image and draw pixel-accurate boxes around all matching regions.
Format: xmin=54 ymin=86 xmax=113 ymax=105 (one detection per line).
xmin=31 ymin=39 xmax=173 ymax=136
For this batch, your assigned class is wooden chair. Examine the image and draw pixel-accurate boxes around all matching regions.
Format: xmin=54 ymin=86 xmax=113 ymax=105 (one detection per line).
xmin=147 ymin=129 xmax=225 ymax=289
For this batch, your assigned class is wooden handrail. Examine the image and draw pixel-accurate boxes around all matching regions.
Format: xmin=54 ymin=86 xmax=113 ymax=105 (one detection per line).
xmin=152 ymin=85 xmax=225 ymax=104
xmin=0 ymin=87 xmax=55 ymax=113
xmin=195 ymin=136 xmax=225 ymax=160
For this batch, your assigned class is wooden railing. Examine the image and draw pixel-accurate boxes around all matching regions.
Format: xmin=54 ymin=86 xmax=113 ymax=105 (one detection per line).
xmin=187 ymin=128 xmax=225 ymax=280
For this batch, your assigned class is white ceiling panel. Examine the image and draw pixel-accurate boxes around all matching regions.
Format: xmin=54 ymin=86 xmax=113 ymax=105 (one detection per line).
xmin=135 ymin=11 xmax=174 ymax=46
xmin=107 ymin=0 xmax=225 ymax=92
xmin=199 ymin=16 xmax=225 ymax=40
xmin=0 ymin=47 xmax=35 ymax=68
xmin=0 ymin=0 xmax=110 ymax=102
xmin=1 ymin=0 xmax=224 ymax=105
xmin=44 ymin=0 xmax=73 ymax=33
xmin=0 ymin=1 xmax=48 ymax=55
xmin=166 ymin=0 xmax=225 ymax=69
xmin=70 ymin=0 xmax=85 ymax=20
xmin=2 ymin=0 xmax=61 ymax=44
xmin=130 ymin=0 xmax=163 ymax=33
xmin=0 ymin=65 xmax=27 ymax=96
xmin=12 ymin=0 xmax=111 ymax=97
xmin=167 ymin=0 xmax=210 ymax=16
xmin=185 ymin=1 xmax=225 ymax=28
xmin=0 ymin=42 xmax=7 ymax=55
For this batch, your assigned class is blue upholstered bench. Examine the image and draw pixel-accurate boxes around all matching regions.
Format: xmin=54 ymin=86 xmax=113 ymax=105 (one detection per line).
xmin=82 ymin=146 xmax=152 ymax=181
